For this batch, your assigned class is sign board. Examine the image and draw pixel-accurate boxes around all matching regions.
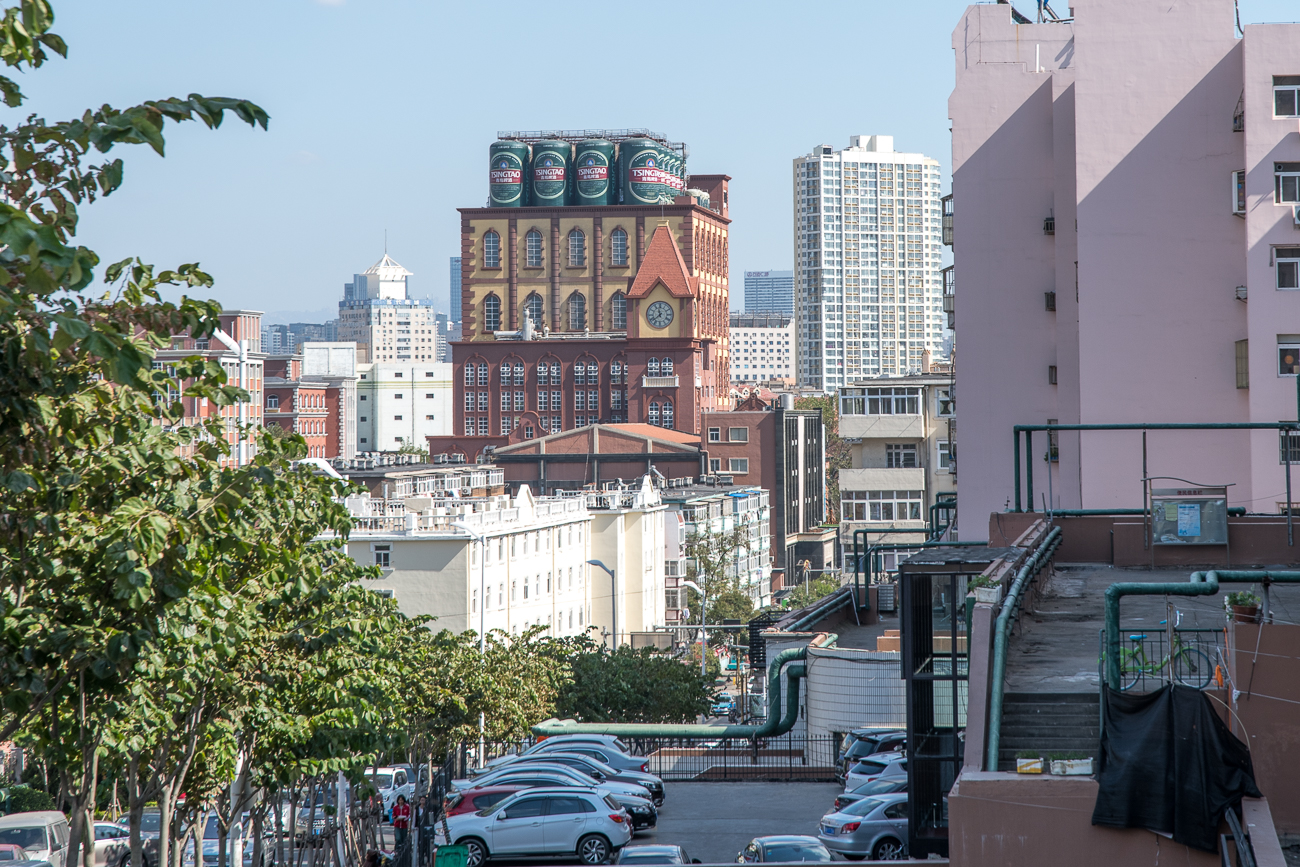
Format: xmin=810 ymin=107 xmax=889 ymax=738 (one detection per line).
xmin=1150 ymin=487 xmax=1229 ymax=546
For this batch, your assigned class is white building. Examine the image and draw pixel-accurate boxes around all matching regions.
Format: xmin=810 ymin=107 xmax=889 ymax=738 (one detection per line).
xmin=659 ymin=481 xmax=774 ymax=611
xmin=793 ymin=136 xmax=947 ymax=390
xmin=729 ymin=313 xmax=795 ymax=383
xmin=338 ymin=254 xmax=440 ymax=364
xmin=356 ymin=361 xmax=453 ymax=453
xmin=339 ymin=476 xmax=668 ymax=644
xmin=743 ymin=270 xmax=794 ymax=315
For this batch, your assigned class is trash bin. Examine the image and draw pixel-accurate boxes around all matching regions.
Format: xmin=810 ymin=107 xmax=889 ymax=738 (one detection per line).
xmin=434 ymin=845 xmax=468 ymax=867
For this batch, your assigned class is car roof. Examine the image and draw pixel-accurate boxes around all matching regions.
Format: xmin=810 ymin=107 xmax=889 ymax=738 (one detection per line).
xmin=857 ymin=752 xmax=907 ymax=764
xmin=496 ymin=787 xmax=600 ymax=799
xmin=491 ymin=762 xmax=586 ymax=774
xmin=621 ymin=846 xmax=682 ymax=854
xmin=756 ymin=836 xmax=822 ymax=844
xmin=460 ymin=786 xmax=524 ymax=795
xmin=0 ymin=813 xmax=66 ymax=828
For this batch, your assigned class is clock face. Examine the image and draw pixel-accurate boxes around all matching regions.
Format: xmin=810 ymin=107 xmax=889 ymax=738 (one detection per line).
xmin=646 ymin=301 xmax=674 ymax=329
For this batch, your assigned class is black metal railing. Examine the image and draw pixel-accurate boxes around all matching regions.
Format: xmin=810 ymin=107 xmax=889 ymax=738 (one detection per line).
xmin=1097 ymin=626 xmax=1225 ymax=694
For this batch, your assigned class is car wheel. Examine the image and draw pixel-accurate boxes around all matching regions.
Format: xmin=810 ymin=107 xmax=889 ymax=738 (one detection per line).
xmin=576 ymin=834 xmax=611 ymax=865
xmin=458 ymin=837 xmax=488 ymax=867
xmin=871 ymin=839 xmax=905 ymax=861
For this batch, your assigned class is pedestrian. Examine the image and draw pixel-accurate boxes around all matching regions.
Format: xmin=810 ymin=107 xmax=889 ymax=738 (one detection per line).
xmin=391 ymin=794 xmax=412 ymax=851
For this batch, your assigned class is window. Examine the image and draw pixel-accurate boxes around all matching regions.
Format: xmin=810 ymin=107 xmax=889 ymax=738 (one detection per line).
xmin=936 ymin=388 xmax=954 ymax=416
xmin=514 ymin=391 xmax=525 ymax=411
xmin=483 ymin=230 xmax=501 ymax=268
xmin=863 ymin=387 xmax=920 ymax=414
xmin=394 ymin=415 xmax=403 ymax=421
xmin=575 ymin=362 xmax=586 ymax=385
xmin=1275 ymin=162 xmax=1300 ymax=203
xmin=477 ymin=391 xmax=489 ymax=411
xmin=1274 ymin=76 xmax=1300 ymax=117
xmin=538 ymin=391 xmax=550 ymax=411
xmin=1236 ymin=339 xmax=1249 ymax=389
xmin=864 ymin=490 xmax=924 ymax=521
xmin=1232 ymin=170 xmax=1246 ymax=216
xmin=576 ymin=391 xmax=587 ymax=411
xmin=464 ymin=365 xmax=475 ymax=386
xmin=513 ymin=361 xmax=525 ymax=385
xmin=568 ymin=292 xmax=586 ymax=330
xmin=709 ymin=458 xmax=721 ymax=472
xmin=647 ymin=357 xmax=660 ymax=377
xmin=611 ymin=227 xmax=629 ymax=265
xmin=611 ymin=292 xmax=627 ymax=330
xmin=648 ymin=401 xmax=660 ymax=426
xmin=526 ymin=293 xmax=544 ymax=327
xmin=1280 ymin=338 xmax=1300 ymax=375
xmin=886 ymin=443 xmax=917 ymax=468
xmin=708 ymin=427 xmax=721 ymax=442
xmin=426 ymin=393 xmax=435 ymax=399
xmin=568 ymin=229 xmax=586 ymax=267
xmin=267 ymin=394 xmax=279 ymax=409
xmin=484 ymin=294 xmax=501 ymax=331
xmin=373 ymin=545 xmax=391 ymax=568
xmin=938 ymin=440 xmax=952 ymax=470
xmin=841 ymin=490 xmax=868 ymax=521
xmin=728 ymin=457 xmax=748 ymax=473
xmin=478 ymin=417 xmax=489 ymax=435
xmin=661 ymin=402 xmax=673 ymax=429
xmin=1282 ymin=430 xmax=1300 ymax=463
xmin=610 ymin=360 xmax=624 ymax=383
xmin=477 ymin=362 xmax=489 ymax=386
xmin=394 ymin=393 xmax=403 ymax=399
xmin=501 ymin=798 xmax=547 ymax=820
xmin=1278 ymin=247 xmax=1300 ymax=289
xmin=501 ymin=391 xmax=511 ymax=411
xmin=525 ymin=229 xmax=543 ymax=267
xmin=728 ymin=427 xmax=749 ymax=443
xmin=662 ymin=357 xmax=673 ymax=375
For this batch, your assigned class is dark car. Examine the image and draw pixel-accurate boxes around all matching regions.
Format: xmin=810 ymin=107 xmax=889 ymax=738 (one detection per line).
xmin=508 ymin=753 xmax=665 ymax=806
xmin=614 ymin=845 xmax=700 ymax=865
xmin=443 ymin=787 xmax=522 ymax=818
xmin=522 ymin=741 xmax=649 ymax=775
xmin=837 ymin=730 xmax=905 ymax=779
xmin=832 ymin=778 xmax=907 ymax=812
xmin=736 ymin=836 xmax=832 ymax=863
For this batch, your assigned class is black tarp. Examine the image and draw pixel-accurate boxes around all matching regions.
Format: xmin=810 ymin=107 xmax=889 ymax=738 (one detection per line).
xmin=1091 ymin=683 xmax=1260 ymax=852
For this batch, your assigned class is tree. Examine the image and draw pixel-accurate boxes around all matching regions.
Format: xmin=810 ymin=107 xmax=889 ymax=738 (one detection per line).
xmin=683 ymin=525 xmax=755 ymax=632
xmin=555 ymin=645 xmax=713 ymax=724
xmin=796 ymin=394 xmax=850 ymax=524
xmin=783 ymin=573 xmax=842 ymax=610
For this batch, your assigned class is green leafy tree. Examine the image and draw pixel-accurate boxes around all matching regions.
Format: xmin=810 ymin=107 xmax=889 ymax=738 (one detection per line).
xmin=555 ymin=645 xmax=713 ymax=724
xmin=783 ymin=573 xmax=843 ymax=609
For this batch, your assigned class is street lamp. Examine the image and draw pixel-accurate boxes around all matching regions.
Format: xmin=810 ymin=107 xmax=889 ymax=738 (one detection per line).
xmin=586 ymin=560 xmax=617 ymax=650
xmin=211 ymin=328 xmax=249 ymax=466
xmin=681 ymin=580 xmax=706 ymax=677
xmin=452 ymin=521 xmax=488 ymax=757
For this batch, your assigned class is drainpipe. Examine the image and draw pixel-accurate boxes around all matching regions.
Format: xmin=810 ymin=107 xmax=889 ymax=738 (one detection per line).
xmin=532 ymin=634 xmax=835 ymax=738
xmin=984 ymin=526 xmax=1062 ymax=770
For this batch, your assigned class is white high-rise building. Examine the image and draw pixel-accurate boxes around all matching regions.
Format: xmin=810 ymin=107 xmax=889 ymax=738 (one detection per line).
xmin=356 ymin=361 xmax=453 ymax=452
xmin=729 ymin=312 xmax=795 ymax=382
xmin=337 ymin=254 xmax=440 ymax=364
xmin=793 ymin=136 xmax=947 ymax=390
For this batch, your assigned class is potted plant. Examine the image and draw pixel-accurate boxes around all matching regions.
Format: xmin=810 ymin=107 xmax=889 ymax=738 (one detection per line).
xmin=1226 ymin=591 xmax=1260 ymax=624
xmin=1015 ymin=751 xmax=1043 ymax=774
xmin=969 ymin=575 xmax=1002 ymax=605
xmin=1048 ymin=752 xmax=1093 ymax=776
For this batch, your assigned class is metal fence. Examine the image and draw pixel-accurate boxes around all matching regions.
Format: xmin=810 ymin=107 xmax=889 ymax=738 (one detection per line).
xmin=1097 ymin=626 xmax=1226 ymax=693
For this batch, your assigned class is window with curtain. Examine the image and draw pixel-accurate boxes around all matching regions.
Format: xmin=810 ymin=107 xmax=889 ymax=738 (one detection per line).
xmin=483 ymin=230 xmax=500 ymax=268
xmin=662 ymin=402 xmax=674 ymax=429
xmin=611 ymin=293 xmax=627 ymax=330
xmin=525 ymin=293 xmax=544 ymax=327
xmin=648 ymin=401 xmax=660 ymax=426
xmin=662 ymin=357 xmax=674 ymax=375
xmin=568 ymin=292 xmax=586 ymax=330
xmin=647 ymin=357 xmax=660 ymax=377
xmin=484 ymin=295 xmax=501 ymax=331
xmin=525 ymin=229 xmax=543 ymax=267
xmin=568 ymin=229 xmax=586 ymax=267
xmin=611 ymin=228 xmax=628 ymax=265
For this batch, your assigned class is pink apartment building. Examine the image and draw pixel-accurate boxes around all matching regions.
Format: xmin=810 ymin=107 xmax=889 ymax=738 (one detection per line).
xmin=951 ymin=0 xmax=1300 ymax=525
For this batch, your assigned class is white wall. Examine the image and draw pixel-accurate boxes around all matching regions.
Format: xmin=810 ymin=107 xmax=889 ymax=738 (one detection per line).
xmin=357 ymin=362 xmax=453 ymax=452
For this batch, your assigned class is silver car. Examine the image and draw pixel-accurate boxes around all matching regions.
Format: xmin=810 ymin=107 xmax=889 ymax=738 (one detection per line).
xmin=453 ymin=764 xmax=653 ymax=802
xmin=816 ymin=793 xmax=909 ymax=861
xmin=842 ymin=752 xmax=906 ymax=791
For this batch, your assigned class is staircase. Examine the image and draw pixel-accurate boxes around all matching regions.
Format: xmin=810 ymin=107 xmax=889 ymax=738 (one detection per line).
xmin=996 ymin=692 xmax=1100 ymax=772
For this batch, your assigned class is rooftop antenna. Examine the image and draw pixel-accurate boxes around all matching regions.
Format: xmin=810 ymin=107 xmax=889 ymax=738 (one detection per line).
xmin=384 ymin=228 xmax=388 ymax=254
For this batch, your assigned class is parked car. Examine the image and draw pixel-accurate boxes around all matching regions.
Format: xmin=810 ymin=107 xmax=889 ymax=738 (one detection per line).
xmin=832 ymin=778 xmax=907 ymax=812
xmin=443 ymin=787 xmax=523 ymax=818
xmin=435 ymin=787 xmax=632 ymax=867
xmin=843 ymin=753 xmax=907 ymax=792
xmin=453 ymin=764 xmax=653 ymax=803
xmin=476 ymin=736 xmax=632 ymax=774
xmin=363 ymin=766 xmax=415 ymax=821
xmin=193 ymin=813 xmax=276 ymax=867
xmin=613 ymin=845 xmax=700 ymax=865
xmin=503 ymin=754 xmax=664 ymax=806
xmin=91 ymin=823 xmax=129 ymax=867
xmin=113 ymin=810 xmax=161 ymax=843
xmin=450 ymin=768 xmax=655 ymax=832
xmin=816 ymin=793 xmax=909 ymax=861
xmin=710 ymin=695 xmax=734 ymax=716
xmin=476 ymin=739 xmax=647 ymax=776
xmin=837 ymin=731 xmax=905 ymax=780
xmin=0 ymin=812 xmax=71 ymax=867
xmin=0 ymin=843 xmax=52 ymax=867
xmin=735 ymin=836 xmax=831 ymax=863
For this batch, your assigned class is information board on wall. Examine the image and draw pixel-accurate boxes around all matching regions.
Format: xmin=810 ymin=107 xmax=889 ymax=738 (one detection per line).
xmin=1150 ymin=487 xmax=1229 ymax=546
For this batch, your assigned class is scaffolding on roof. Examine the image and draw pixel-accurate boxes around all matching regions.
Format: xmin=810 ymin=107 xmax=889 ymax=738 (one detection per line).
xmin=496 ymin=128 xmax=688 ymax=156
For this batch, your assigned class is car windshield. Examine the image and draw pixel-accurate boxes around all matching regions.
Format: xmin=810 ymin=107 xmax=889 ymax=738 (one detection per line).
xmin=762 ymin=843 xmax=830 ymax=862
xmin=0 ymin=829 xmax=45 ymax=852
xmin=851 ymin=779 xmax=904 ymax=797
xmin=845 ymin=739 xmax=879 ymax=758
xmin=370 ymin=774 xmax=393 ymax=789
xmin=854 ymin=761 xmax=886 ymax=774
xmin=618 ymin=856 xmax=679 ymax=865
xmin=139 ymin=814 xmax=161 ymax=834
xmin=203 ymin=816 xmax=222 ymax=840
xmin=842 ymin=798 xmax=885 ymax=817
xmin=0 ymin=849 xmax=25 ymax=861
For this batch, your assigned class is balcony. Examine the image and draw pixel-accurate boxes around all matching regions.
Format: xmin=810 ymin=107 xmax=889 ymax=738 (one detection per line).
xmin=941 ymin=194 xmax=953 ymax=246
xmin=942 ymin=265 xmax=955 ymax=330
xmin=643 ymin=375 xmax=679 ymax=388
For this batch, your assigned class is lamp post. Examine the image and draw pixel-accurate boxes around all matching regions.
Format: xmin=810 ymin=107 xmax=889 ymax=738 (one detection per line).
xmin=452 ymin=521 xmax=488 ymax=757
xmin=682 ymin=579 xmax=706 ymax=677
xmin=211 ymin=328 xmax=250 ymax=466
xmin=586 ymin=560 xmax=617 ymax=649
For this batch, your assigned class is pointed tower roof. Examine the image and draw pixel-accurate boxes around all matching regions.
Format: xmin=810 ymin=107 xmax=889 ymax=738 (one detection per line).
xmin=628 ymin=223 xmax=697 ymax=299
xmin=363 ymin=253 xmax=413 ymax=280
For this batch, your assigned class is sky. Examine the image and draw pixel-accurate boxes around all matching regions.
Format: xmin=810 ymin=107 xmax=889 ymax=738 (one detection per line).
xmin=27 ymin=0 xmax=1300 ymax=324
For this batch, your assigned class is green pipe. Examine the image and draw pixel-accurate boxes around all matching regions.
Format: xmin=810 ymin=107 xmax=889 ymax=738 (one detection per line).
xmin=1102 ymin=570 xmax=1300 ymax=689
xmin=985 ymin=527 xmax=1063 ymax=770
xmin=530 ymin=637 xmax=835 ymax=738
xmin=1013 ymin=429 xmax=1022 ymax=512
xmin=785 ymin=590 xmax=852 ymax=632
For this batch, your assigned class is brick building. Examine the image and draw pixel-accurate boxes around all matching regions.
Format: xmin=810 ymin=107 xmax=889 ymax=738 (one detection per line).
xmin=429 ymin=176 xmax=732 ymax=460
xmin=262 ymin=343 xmax=359 ymax=460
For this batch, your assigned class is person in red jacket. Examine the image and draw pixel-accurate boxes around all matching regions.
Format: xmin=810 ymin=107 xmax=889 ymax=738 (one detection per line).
xmin=391 ymin=794 xmax=412 ymax=850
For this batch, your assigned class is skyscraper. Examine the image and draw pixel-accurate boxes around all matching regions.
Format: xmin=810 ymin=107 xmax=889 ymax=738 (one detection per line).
xmin=793 ymin=136 xmax=946 ymax=391
xmin=337 ymin=254 xmax=439 ymax=363
xmin=449 ymin=257 xmax=462 ymax=322
xmin=743 ymin=270 xmax=794 ymax=314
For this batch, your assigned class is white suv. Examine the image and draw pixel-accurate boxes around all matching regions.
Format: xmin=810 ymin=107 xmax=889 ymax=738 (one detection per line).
xmin=436 ymin=787 xmax=631 ymax=866
xmin=844 ymin=752 xmax=907 ymax=792
xmin=364 ymin=766 xmax=415 ymax=821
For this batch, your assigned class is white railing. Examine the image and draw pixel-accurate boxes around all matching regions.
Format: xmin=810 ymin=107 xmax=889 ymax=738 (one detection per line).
xmin=642 ymin=375 xmax=679 ymax=388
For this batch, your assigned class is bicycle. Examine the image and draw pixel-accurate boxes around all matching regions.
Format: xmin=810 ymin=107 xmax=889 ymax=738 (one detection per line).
xmin=1116 ymin=613 xmax=1214 ymax=691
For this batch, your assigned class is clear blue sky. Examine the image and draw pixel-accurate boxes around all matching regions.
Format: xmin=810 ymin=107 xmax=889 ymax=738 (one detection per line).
xmin=30 ymin=0 xmax=1298 ymax=323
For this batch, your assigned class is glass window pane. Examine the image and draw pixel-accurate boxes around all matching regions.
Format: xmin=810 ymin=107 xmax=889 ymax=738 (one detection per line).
xmin=1277 ymin=88 xmax=1297 ymax=117
xmin=1281 ymin=261 xmax=1300 ymax=289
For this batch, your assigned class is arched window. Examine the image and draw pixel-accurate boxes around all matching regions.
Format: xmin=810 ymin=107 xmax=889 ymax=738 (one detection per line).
xmin=464 ymin=364 xmax=475 ymax=386
xmin=662 ymin=357 xmax=674 ymax=376
xmin=513 ymin=362 xmax=524 ymax=385
xmin=648 ymin=402 xmax=661 ymax=426
xmin=267 ymin=394 xmax=279 ymax=410
xmin=647 ymin=357 xmax=661 ymax=377
xmin=611 ymin=292 xmax=627 ymax=330
xmin=483 ymin=230 xmax=500 ymax=268
xmin=568 ymin=229 xmax=586 ymax=267
xmin=611 ymin=228 xmax=629 ymax=266
xmin=525 ymin=293 xmax=544 ymax=328
xmin=484 ymin=294 xmax=501 ymax=331
xmin=661 ymin=402 xmax=674 ymax=430
xmin=568 ymin=292 xmax=586 ymax=330
xmin=476 ymin=362 xmax=489 ymax=386
xmin=525 ymin=229 xmax=543 ymax=268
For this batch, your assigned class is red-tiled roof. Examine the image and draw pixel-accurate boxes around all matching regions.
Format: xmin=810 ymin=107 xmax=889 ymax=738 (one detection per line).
xmin=605 ymin=423 xmax=701 ymax=445
xmin=628 ymin=223 xmax=696 ymax=299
